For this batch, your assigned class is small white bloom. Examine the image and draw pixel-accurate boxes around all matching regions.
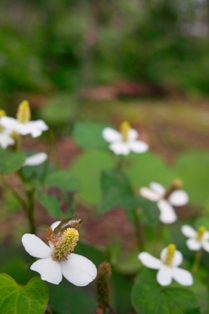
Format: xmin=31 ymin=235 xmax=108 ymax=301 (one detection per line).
xmin=1 ymin=100 xmax=48 ymax=138
xmin=102 ymin=121 xmax=148 ymax=156
xmin=138 ymin=244 xmax=193 ymax=286
xmin=22 ymin=221 xmax=97 ymax=286
xmin=0 ymin=110 xmax=15 ymax=149
xmin=182 ymin=225 xmax=209 ymax=252
xmin=23 ymin=152 xmax=48 ymax=167
xmin=140 ymin=181 xmax=189 ymax=224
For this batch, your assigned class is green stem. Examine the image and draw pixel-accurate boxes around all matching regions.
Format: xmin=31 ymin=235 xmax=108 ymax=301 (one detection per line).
xmin=192 ymin=250 xmax=203 ymax=273
xmin=26 ymin=189 xmax=36 ymax=234
xmin=132 ymin=209 xmax=145 ymax=251
xmin=116 ymin=155 xmax=125 ymax=170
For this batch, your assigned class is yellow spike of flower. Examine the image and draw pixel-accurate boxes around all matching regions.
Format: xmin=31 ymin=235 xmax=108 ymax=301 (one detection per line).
xmin=196 ymin=226 xmax=206 ymax=241
xmin=52 ymin=228 xmax=79 ymax=262
xmin=163 ymin=244 xmax=176 ymax=266
xmin=16 ymin=100 xmax=31 ymax=123
xmin=0 ymin=109 xmax=6 ymax=117
xmin=120 ymin=121 xmax=131 ymax=142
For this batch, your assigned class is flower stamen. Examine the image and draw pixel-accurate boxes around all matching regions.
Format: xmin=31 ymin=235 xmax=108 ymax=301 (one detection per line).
xmin=16 ymin=100 xmax=31 ymax=123
xmin=120 ymin=121 xmax=130 ymax=142
xmin=163 ymin=244 xmax=176 ymax=266
xmin=51 ymin=227 xmax=79 ymax=262
xmin=196 ymin=226 xmax=206 ymax=241
xmin=0 ymin=109 xmax=6 ymax=117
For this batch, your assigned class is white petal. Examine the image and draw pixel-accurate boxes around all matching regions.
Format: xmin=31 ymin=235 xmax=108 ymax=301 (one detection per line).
xmin=22 ymin=234 xmax=51 ymax=258
xmin=186 ymin=239 xmax=201 ymax=251
xmin=149 ymin=182 xmax=165 ymax=195
xmin=23 ymin=153 xmax=48 ymax=166
xmin=202 ymin=231 xmax=209 ymax=241
xmin=0 ymin=133 xmax=15 ymax=148
xmin=1 ymin=116 xmax=19 ymax=130
xmin=157 ymin=265 xmax=173 ymax=286
xmin=31 ymin=257 xmax=62 ymax=285
xmin=139 ymin=187 xmax=160 ymax=201
xmin=61 ymin=253 xmax=97 ymax=287
xmin=128 ymin=140 xmax=149 ymax=154
xmin=30 ymin=120 xmax=49 ymax=131
xmin=138 ymin=252 xmax=162 ymax=269
xmin=172 ymin=267 xmax=193 ymax=286
xmin=102 ymin=127 xmax=121 ymax=143
xmin=160 ymin=248 xmax=183 ymax=267
xmin=202 ymin=241 xmax=209 ymax=252
xmin=157 ymin=200 xmax=177 ymax=224
xmin=127 ymin=129 xmax=138 ymax=140
xmin=51 ymin=221 xmax=61 ymax=231
xmin=168 ymin=190 xmax=189 ymax=206
xmin=181 ymin=225 xmax=197 ymax=238
xmin=109 ymin=142 xmax=130 ymax=155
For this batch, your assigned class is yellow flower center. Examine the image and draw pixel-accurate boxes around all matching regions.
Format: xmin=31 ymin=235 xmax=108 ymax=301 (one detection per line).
xmin=196 ymin=226 xmax=206 ymax=241
xmin=163 ymin=244 xmax=176 ymax=266
xmin=120 ymin=121 xmax=131 ymax=142
xmin=0 ymin=109 xmax=6 ymax=117
xmin=51 ymin=228 xmax=79 ymax=262
xmin=16 ymin=100 xmax=31 ymax=123
xmin=163 ymin=178 xmax=183 ymax=199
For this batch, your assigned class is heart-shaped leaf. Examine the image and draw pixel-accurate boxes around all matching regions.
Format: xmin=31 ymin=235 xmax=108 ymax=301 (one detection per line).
xmin=0 ymin=274 xmax=48 ymax=314
xmin=44 ymin=170 xmax=81 ymax=192
xmin=0 ymin=148 xmax=26 ymax=173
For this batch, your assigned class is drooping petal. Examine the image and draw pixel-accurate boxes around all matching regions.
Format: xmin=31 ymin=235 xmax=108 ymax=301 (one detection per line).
xmin=31 ymin=257 xmax=62 ymax=285
xmin=157 ymin=265 xmax=173 ymax=286
xmin=138 ymin=252 xmax=162 ymax=269
xmin=22 ymin=234 xmax=51 ymax=258
xmin=160 ymin=248 xmax=183 ymax=267
xmin=139 ymin=187 xmax=160 ymax=201
xmin=61 ymin=253 xmax=97 ymax=287
xmin=202 ymin=241 xmax=209 ymax=252
xmin=186 ymin=239 xmax=201 ymax=251
xmin=149 ymin=182 xmax=165 ymax=195
xmin=181 ymin=225 xmax=197 ymax=238
xmin=102 ymin=127 xmax=121 ymax=143
xmin=128 ymin=140 xmax=149 ymax=154
xmin=157 ymin=200 xmax=177 ymax=224
xmin=168 ymin=190 xmax=189 ymax=206
xmin=109 ymin=142 xmax=130 ymax=155
xmin=172 ymin=267 xmax=193 ymax=286
xmin=23 ymin=153 xmax=48 ymax=166
xmin=127 ymin=129 xmax=138 ymax=140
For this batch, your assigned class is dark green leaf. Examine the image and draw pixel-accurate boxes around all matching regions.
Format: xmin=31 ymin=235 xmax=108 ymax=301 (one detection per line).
xmin=132 ymin=269 xmax=200 ymax=314
xmin=44 ymin=170 xmax=80 ymax=192
xmin=135 ymin=195 xmax=160 ymax=226
xmin=38 ymin=192 xmax=61 ymax=218
xmin=0 ymin=148 xmax=26 ymax=173
xmin=0 ymin=258 xmax=29 ymax=285
xmin=0 ymin=274 xmax=48 ymax=314
xmin=73 ymin=121 xmax=109 ymax=150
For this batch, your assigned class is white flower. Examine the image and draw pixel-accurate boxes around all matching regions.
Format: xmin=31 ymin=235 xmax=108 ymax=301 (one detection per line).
xmin=182 ymin=225 xmax=209 ymax=252
xmin=1 ymin=100 xmax=48 ymax=138
xmin=23 ymin=152 xmax=48 ymax=167
xmin=22 ymin=221 xmax=97 ymax=286
xmin=0 ymin=111 xmax=15 ymax=148
xmin=138 ymin=244 xmax=193 ymax=286
xmin=140 ymin=181 xmax=189 ymax=224
xmin=102 ymin=121 xmax=148 ymax=155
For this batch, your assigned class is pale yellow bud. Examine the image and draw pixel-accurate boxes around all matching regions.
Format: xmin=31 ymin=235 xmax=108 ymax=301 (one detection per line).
xmin=120 ymin=121 xmax=131 ymax=142
xmin=163 ymin=244 xmax=176 ymax=266
xmin=16 ymin=100 xmax=31 ymax=123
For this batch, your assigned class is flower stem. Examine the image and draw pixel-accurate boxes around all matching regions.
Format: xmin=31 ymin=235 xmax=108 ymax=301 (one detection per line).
xmin=132 ymin=208 xmax=145 ymax=251
xmin=26 ymin=188 xmax=36 ymax=234
xmin=192 ymin=250 xmax=203 ymax=273
xmin=116 ymin=155 xmax=125 ymax=170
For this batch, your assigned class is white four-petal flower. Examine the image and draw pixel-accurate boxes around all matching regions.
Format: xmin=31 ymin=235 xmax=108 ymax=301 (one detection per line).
xmin=22 ymin=221 xmax=97 ymax=286
xmin=138 ymin=246 xmax=193 ymax=286
xmin=140 ymin=182 xmax=189 ymax=224
xmin=182 ymin=225 xmax=209 ymax=252
xmin=102 ymin=124 xmax=148 ymax=156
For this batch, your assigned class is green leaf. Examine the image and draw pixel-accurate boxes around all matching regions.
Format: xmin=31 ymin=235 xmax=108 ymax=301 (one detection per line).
xmin=44 ymin=170 xmax=81 ymax=192
xmin=0 ymin=258 xmax=28 ymax=285
xmin=71 ymin=150 xmax=114 ymax=204
xmin=0 ymin=274 xmax=48 ymax=314
xmin=135 ymin=195 xmax=160 ymax=226
xmin=0 ymin=148 xmax=26 ymax=173
xmin=173 ymin=151 xmax=209 ymax=206
xmin=73 ymin=121 xmax=109 ymax=150
xmin=98 ymin=169 xmax=136 ymax=214
xmin=38 ymin=192 xmax=61 ymax=218
xmin=131 ymin=269 xmax=200 ymax=314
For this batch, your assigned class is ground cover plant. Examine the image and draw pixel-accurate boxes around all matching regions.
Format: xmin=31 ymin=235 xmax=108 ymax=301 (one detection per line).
xmin=0 ymin=99 xmax=209 ymax=314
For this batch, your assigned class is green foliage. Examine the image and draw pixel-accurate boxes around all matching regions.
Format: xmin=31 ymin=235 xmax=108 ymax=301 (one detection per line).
xmin=0 ymin=148 xmax=26 ymax=173
xmin=44 ymin=170 xmax=80 ymax=192
xmin=131 ymin=269 xmax=200 ymax=314
xmin=38 ymin=192 xmax=62 ymax=218
xmin=0 ymin=258 xmax=28 ymax=285
xmin=0 ymin=274 xmax=48 ymax=314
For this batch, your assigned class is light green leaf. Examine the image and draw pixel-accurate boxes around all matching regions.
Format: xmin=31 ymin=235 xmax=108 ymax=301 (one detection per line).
xmin=70 ymin=150 xmax=114 ymax=204
xmin=132 ymin=269 xmax=200 ymax=314
xmin=38 ymin=192 xmax=61 ymax=218
xmin=0 ymin=274 xmax=48 ymax=314
xmin=73 ymin=121 xmax=109 ymax=150
xmin=98 ymin=168 xmax=136 ymax=214
xmin=44 ymin=170 xmax=80 ymax=192
xmin=0 ymin=148 xmax=26 ymax=173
